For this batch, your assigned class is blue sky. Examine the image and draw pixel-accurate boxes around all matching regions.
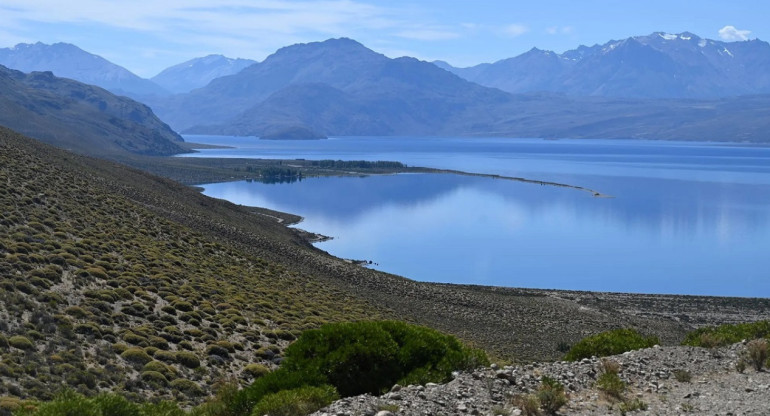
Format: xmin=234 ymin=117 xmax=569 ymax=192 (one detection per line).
xmin=1 ymin=0 xmax=767 ymax=77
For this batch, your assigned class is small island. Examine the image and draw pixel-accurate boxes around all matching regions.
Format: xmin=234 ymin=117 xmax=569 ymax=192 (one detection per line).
xmin=259 ymin=125 xmax=328 ymax=140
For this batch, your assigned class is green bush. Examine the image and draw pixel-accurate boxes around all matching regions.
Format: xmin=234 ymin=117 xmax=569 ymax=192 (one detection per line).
xmin=170 ymin=379 xmax=204 ymax=397
xmin=92 ymin=393 xmax=141 ymax=416
xmin=682 ymin=320 xmax=770 ymax=347
xmin=139 ymin=401 xmax=186 ymax=416
xmin=120 ymin=348 xmax=153 ymax=365
xmin=283 ymin=320 xmax=488 ymax=397
xmin=243 ymin=363 xmax=271 ymax=379
xmin=233 ymin=368 xmax=327 ymax=416
xmin=249 ymin=385 xmax=338 ymax=416
xmin=175 ymin=351 xmax=200 ymax=369
xmin=23 ymin=390 xmax=100 ymax=416
xmin=564 ymin=329 xmax=658 ymax=361
xmin=140 ymin=370 xmax=168 ymax=386
xmin=153 ymin=350 xmax=177 ymax=363
xmin=8 ymin=335 xmax=35 ymax=351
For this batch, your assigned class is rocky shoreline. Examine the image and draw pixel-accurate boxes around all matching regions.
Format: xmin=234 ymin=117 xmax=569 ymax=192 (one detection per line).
xmin=312 ymin=342 xmax=769 ymax=415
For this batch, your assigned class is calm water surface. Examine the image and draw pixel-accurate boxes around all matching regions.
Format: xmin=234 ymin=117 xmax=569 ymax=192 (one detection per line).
xmin=183 ymin=135 xmax=770 ymax=297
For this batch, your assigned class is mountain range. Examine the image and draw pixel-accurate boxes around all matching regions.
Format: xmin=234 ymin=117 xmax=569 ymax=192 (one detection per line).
xmin=2 ymin=33 xmax=770 ymax=143
xmin=0 ymin=43 xmax=256 ymax=97
xmin=437 ymin=32 xmax=770 ymax=98
xmin=157 ymin=37 xmax=770 ymax=142
xmin=0 ymin=64 xmax=186 ymax=156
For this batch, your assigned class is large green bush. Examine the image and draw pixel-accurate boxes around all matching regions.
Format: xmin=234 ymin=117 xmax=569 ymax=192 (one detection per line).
xmin=564 ymin=328 xmax=658 ymax=361
xmin=681 ymin=320 xmax=770 ymax=347
xmin=232 ymin=320 xmax=487 ymax=416
xmin=282 ymin=320 xmax=488 ymax=397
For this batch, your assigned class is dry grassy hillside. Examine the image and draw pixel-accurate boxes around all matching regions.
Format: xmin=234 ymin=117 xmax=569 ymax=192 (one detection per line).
xmin=0 ymin=127 xmax=385 ymax=404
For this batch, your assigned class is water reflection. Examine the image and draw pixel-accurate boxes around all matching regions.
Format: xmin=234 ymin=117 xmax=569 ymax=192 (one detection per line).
xmin=201 ymin=172 xmax=770 ymax=296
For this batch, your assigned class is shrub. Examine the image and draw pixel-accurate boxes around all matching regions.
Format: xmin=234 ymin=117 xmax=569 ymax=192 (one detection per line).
xmin=64 ymin=306 xmax=90 ymax=319
xmin=140 ymin=370 xmax=168 ymax=386
xmin=154 ymin=350 xmax=177 ymax=363
xmin=26 ymin=390 xmax=100 ymax=416
xmin=206 ymin=344 xmax=230 ymax=358
xmin=92 ymin=393 xmax=141 ymax=416
xmin=122 ymin=332 xmax=148 ymax=346
xmin=283 ymin=320 xmax=488 ymax=397
xmin=512 ymin=393 xmax=540 ymax=416
xmin=619 ymin=397 xmax=648 ymax=414
xmin=175 ymin=351 xmax=200 ymax=369
xmin=537 ymin=376 xmax=567 ymax=415
xmin=746 ymin=339 xmax=768 ymax=371
xmin=142 ymin=361 xmax=176 ymax=379
xmin=243 ymin=363 xmax=271 ymax=379
xmin=673 ymin=369 xmax=692 ymax=383
xmin=682 ymin=320 xmax=770 ymax=348
xmin=596 ymin=359 xmax=625 ymax=400
xmin=170 ymin=379 xmax=204 ymax=397
xmin=8 ymin=335 xmax=35 ymax=351
xmin=250 ymin=385 xmax=339 ymax=416
xmin=564 ymin=329 xmax=658 ymax=361
xmin=138 ymin=401 xmax=186 ymax=416
xmin=120 ymin=348 xmax=153 ymax=365
xmin=172 ymin=301 xmax=194 ymax=312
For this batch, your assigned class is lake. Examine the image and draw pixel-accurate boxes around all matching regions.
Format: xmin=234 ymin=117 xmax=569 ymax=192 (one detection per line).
xmin=181 ymin=135 xmax=770 ymax=297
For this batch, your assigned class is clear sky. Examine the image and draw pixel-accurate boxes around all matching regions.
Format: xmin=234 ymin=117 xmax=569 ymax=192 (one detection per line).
xmin=1 ymin=0 xmax=767 ymax=78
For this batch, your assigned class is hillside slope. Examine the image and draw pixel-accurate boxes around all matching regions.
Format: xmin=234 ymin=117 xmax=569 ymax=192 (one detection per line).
xmin=0 ymin=127 xmax=384 ymax=404
xmin=0 ymin=65 xmax=186 ymax=156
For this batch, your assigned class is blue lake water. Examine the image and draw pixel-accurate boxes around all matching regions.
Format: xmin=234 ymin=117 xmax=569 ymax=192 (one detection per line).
xmin=182 ymin=135 xmax=770 ymax=297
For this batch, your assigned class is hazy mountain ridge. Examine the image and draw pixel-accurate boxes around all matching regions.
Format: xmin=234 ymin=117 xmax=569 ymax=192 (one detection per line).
xmin=0 ymin=42 xmax=168 ymax=98
xmin=151 ymin=54 xmax=257 ymax=93
xmin=439 ymin=32 xmax=770 ymax=98
xmin=0 ymin=64 xmax=186 ymax=156
xmin=170 ymin=38 xmax=770 ymax=142
xmin=5 ymin=34 xmax=769 ymax=142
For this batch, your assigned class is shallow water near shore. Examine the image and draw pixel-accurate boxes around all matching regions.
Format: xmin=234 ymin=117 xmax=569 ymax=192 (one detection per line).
xmin=185 ymin=135 xmax=770 ymax=297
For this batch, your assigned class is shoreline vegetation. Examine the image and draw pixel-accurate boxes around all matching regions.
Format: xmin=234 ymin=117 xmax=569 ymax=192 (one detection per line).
xmin=125 ymin=152 xmax=611 ymax=197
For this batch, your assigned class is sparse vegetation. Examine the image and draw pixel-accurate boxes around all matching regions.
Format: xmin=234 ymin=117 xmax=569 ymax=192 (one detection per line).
xmin=596 ymin=358 xmax=625 ymax=400
xmin=619 ymin=397 xmax=648 ymax=415
xmin=536 ymin=376 xmax=567 ymax=415
xmin=745 ymin=339 xmax=768 ymax=371
xmin=512 ymin=393 xmax=541 ymax=416
xmin=0 ymin=127 xmax=384 ymax=405
xmin=673 ymin=369 xmax=692 ymax=382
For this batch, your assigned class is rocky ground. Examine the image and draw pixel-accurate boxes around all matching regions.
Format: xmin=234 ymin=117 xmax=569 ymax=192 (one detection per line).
xmin=311 ymin=342 xmax=770 ymax=415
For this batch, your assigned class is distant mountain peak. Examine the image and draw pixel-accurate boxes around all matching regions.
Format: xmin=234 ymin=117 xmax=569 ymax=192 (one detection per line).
xmin=0 ymin=41 xmax=167 ymax=97
xmin=151 ymin=53 xmax=256 ymax=93
xmin=272 ymin=37 xmax=374 ymax=57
